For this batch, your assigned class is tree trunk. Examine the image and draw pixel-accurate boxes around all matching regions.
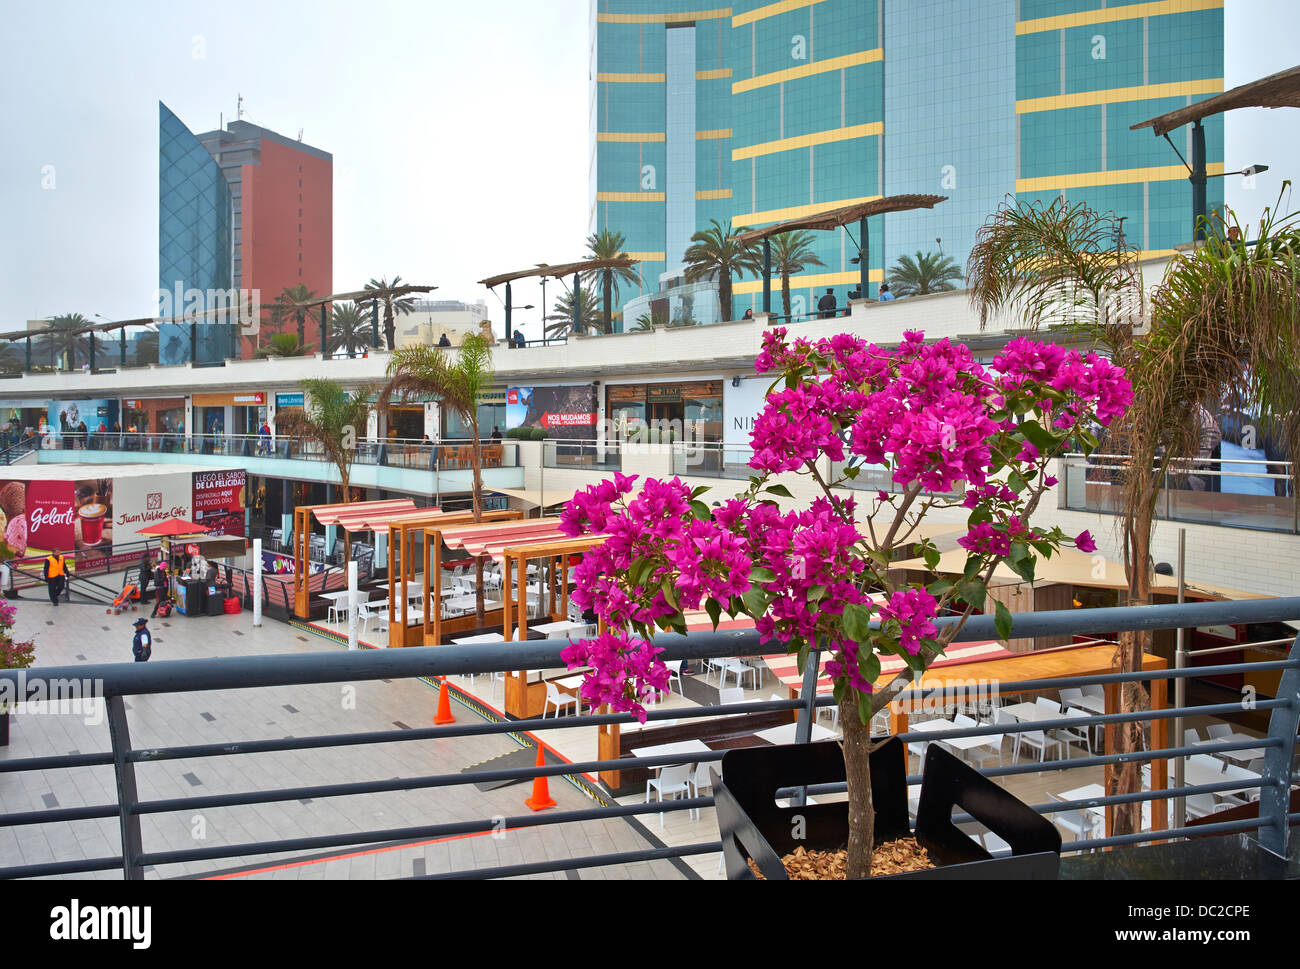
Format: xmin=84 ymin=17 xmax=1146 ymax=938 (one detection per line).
xmin=384 ymin=303 xmax=396 ymax=352
xmin=720 ymin=272 xmax=733 ymax=324
xmin=782 ymin=275 xmax=792 ymax=320
xmin=603 ymin=270 xmax=613 ymax=335
xmin=297 ymin=313 xmax=305 ymax=345
xmin=840 ymin=693 xmax=875 ymax=879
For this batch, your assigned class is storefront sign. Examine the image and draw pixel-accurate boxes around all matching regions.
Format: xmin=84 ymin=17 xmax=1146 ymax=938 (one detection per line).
xmin=192 ymin=470 xmax=247 ymax=538
xmin=723 ymin=377 xmax=772 ymax=448
xmin=193 ymin=393 xmax=266 ymax=407
xmin=23 ymin=481 xmax=76 ymax=556
xmin=46 ymin=399 xmax=121 ymax=438
xmin=507 ymin=386 xmax=598 ymax=440
xmin=275 ymin=393 xmax=305 ymax=408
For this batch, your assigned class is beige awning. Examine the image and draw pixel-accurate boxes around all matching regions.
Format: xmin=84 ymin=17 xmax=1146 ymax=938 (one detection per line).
xmin=892 ymin=546 xmax=1272 ymax=601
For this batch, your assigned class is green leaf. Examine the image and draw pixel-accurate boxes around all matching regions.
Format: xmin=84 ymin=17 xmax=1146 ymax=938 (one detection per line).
xmin=955 ymin=578 xmax=987 ymax=610
xmin=962 ymin=555 xmax=982 ymax=581
xmin=704 ymin=597 xmax=722 ymax=631
xmin=1007 ymin=551 xmax=1036 ymax=584
xmin=765 ymin=484 xmax=794 ymax=499
xmin=843 ymin=466 xmax=861 ymax=480
xmin=994 ymin=600 xmax=1014 ymax=641
xmin=807 ymin=585 xmax=827 ymax=603
xmin=1007 ymin=470 xmax=1028 ymax=494
xmin=842 ymin=601 xmax=875 ymax=642
xmin=857 ymin=650 xmax=881 ymax=686
xmin=923 ymin=544 xmax=941 ymax=570
xmin=832 ymin=679 xmax=846 ymax=704
xmin=796 ymin=641 xmax=811 ymax=675
xmin=690 ymin=485 xmax=712 ymax=499
xmin=742 ymin=586 xmax=769 ymax=618
xmin=1019 ymin=419 xmax=1059 ymax=454
xmin=927 ymin=578 xmax=954 ymax=597
xmin=690 ymin=499 xmax=712 ymax=521
xmin=660 ymin=578 xmax=679 ymax=611
xmin=750 ymin=566 xmax=778 ymax=585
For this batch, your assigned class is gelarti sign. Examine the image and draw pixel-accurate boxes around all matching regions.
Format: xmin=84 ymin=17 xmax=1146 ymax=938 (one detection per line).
xmin=25 ymin=481 xmax=77 ymax=555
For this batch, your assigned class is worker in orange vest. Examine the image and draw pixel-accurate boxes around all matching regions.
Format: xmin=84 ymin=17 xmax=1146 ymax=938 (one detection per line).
xmin=43 ymin=551 xmax=67 ymax=607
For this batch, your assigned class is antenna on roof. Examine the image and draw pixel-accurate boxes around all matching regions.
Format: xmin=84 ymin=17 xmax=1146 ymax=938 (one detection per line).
xmin=298 ymin=128 xmax=303 ymax=142
xmin=236 ymin=94 xmax=244 ymax=120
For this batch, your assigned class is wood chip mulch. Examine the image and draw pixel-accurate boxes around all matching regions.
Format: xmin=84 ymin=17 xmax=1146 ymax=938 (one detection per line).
xmin=746 ymin=838 xmax=935 ymax=880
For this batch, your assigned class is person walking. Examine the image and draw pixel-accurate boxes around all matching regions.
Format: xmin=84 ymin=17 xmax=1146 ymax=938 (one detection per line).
xmin=132 ymin=618 xmax=152 ymax=662
xmin=817 ymin=288 xmax=837 ymax=319
xmin=151 ymin=563 xmax=170 ymax=617
xmin=43 ymin=551 xmax=67 ymax=607
xmin=137 ymin=549 xmax=152 ymax=601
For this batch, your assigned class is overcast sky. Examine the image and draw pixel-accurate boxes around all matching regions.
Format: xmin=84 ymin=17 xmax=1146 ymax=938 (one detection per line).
xmin=0 ymin=1 xmax=1295 ymax=340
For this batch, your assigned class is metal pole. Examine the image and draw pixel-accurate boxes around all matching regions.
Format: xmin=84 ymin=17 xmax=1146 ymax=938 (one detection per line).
xmin=371 ymin=300 xmax=380 ymax=350
xmin=347 ymin=560 xmax=359 ymax=651
xmin=320 ymin=303 xmax=328 ymax=357
xmin=1191 ymin=120 xmax=1207 ymax=242
xmin=1173 ymin=528 xmax=1186 ymax=829
xmin=505 ymin=281 xmax=513 ymax=339
xmin=792 ymin=644 xmax=821 ymax=808
xmin=25 ymin=336 xmax=31 ymax=373
xmin=603 ymin=269 xmax=612 ymax=334
xmin=190 ymin=317 xmax=198 ymax=366
xmin=89 ymin=331 xmax=95 ymax=373
xmin=119 ymin=328 xmax=126 ymax=368
xmin=105 ymin=695 xmax=144 ymax=879
xmin=859 ymin=217 xmax=870 ymax=300
xmin=252 ymin=538 xmax=263 ymax=628
xmin=762 ymin=238 xmax=772 ymax=316
xmin=573 ymin=273 xmax=581 ymax=335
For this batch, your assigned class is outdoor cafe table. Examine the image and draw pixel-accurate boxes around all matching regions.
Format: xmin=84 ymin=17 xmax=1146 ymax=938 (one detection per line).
xmin=1193 ymin=734 xmax=1266 ymax=767
xmin=753 ymin=722 xmax=838 ymax=745
xmin=1177 ymin=754 xmax=1262 ymax=799
xmin=1002 ymin=701 xmax=1056 ymax=722
xmin=450 ymin=633 xmax=506 ymax=645
xmin=630 ymin=739 xmax=713 ymax=776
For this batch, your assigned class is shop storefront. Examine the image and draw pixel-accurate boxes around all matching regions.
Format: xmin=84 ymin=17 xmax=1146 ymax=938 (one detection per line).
xmin=385 ymin=405 xmax=425 ymax=441
xmin=0 ymin=401 xmax=49 ymax=446
xmin=193 ymin=392 xmax=266 ymax=439
xmin=606 ymin=381 xmax=722 ymax=443
xmin=121 ymin=396 xmax=186 ymax=435
xmin=444 ymin=391 xmax=507 ymax=441
xmin=44 ymin=399 xmax=122 ymax=448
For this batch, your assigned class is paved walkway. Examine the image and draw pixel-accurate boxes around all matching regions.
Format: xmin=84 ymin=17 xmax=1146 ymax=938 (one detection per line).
xmin=0 ymin=582 xmax=691 ymax=880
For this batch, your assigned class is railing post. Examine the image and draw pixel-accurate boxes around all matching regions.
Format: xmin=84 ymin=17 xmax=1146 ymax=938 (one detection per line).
xmin=105 ymin=695 xmax=145 ymax=879
xmin=792 ymin=642 xmax=821 ymax=808
xmin=1173 ymin=528 xmax=1186 ymax=828
xmin=253 ymin=538 xmax=263 ymax=628
xmin=1257 ymin=633 xmax=1300 ymax=857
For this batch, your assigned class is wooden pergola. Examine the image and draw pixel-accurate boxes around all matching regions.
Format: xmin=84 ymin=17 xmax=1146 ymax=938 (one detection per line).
xmin=478 ymin=256 xmax=640 ymax=337
xmin=419 ymin=513 xmax=535 ymax=646
xmin=730 ymin=194 xmax=947 ymax=310
xmin=292 ymin=498 xmax=417 ymax=618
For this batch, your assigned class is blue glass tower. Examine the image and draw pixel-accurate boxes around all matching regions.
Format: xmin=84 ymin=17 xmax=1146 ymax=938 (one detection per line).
xmin=158 ymin=102 xmax=235 ymax=365
xmin=591 ymin=0 xmax=1225 ymax=319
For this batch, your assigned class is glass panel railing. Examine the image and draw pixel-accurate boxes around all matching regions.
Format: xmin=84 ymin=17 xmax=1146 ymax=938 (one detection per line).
xmin=671 ymin=443 xmax=754 ymax=479
xmin=542 ymin=440 xmax=622 ymax=472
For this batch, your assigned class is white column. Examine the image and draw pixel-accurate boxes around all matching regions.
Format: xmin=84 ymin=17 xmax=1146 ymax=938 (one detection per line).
xmin=252 ymin=538 xmax=263 ymax=628
xmin=347 ymin=560 xmax=359 ymax=651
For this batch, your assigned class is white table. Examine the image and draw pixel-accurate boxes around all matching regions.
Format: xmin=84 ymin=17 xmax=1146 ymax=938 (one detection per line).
xmin=451 ymin=633 xmax=506 ymax=645
xmin=1054 ymin=782 xmax=1152 ymax=830
xmin=631 ymin=739 xmax=712 ymax=764
xmin=1193 ymin=734 xmax=1266 ymax=767
xmin=1072 ymin=693 xmax=1106 ymax=715
xmin=532 ymin=620 xmax=593 ymax=637
xmin=754 ymin=722 xmax=838 ymax=745
xmin=321 ymin=589 xmax=367 ymax=623
xmin=1002 ymin=701 xmax=1056 ymax=722
xmin=1179 ymin=754 xmax=1262 ymax=798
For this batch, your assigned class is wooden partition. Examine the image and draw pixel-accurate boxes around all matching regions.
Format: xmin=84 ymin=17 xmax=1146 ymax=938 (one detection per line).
xmin=419 ymin=511 xmax=526 ymax=647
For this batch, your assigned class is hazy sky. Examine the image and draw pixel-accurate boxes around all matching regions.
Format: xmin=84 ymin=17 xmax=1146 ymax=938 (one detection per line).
xmin=0 ymin=1 xmax=1295 ymax=341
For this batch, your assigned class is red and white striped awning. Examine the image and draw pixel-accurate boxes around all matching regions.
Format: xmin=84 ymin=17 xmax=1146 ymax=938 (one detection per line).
xmin=311 ymin=499 xmax=417 ymax=529
xmin=440 ymin=519 xmax=570 ymax=559
xmin=762 ymin=640 xmax=1012 ymax=695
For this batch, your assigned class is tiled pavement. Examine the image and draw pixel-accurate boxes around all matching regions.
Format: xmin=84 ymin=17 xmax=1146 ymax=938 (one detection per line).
xmin=0 ymin=584 xmax=692 ymax=880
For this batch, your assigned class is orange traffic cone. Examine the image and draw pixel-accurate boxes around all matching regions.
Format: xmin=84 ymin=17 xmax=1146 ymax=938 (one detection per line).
xmin=524 ymin=742 xmax=557 ymax=811
xmin=433 ymin=677 xmax=456 ymax=725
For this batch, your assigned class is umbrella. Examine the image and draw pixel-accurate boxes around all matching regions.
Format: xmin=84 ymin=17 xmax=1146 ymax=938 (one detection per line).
xmin=136 ymin=519 xmax=209 ymax=537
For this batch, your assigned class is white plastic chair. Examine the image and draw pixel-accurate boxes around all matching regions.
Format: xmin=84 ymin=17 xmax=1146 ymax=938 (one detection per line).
xmin=1206 ymin=723 xmax=1232 ymax=740
xmin=719 ymin=688 xmax=746 ymax=705
xmin=645 ymin=764 xmax=693 ymax=828
xmin=688 ymin=763 xmax=713 ymax=819
xmin=1057 ymin=708 xmax=1094 ymax=758
xmin=543 ymin=681 xmax=579 ymax=718
xmin=663 ymin=660 xmax=684 ymax=695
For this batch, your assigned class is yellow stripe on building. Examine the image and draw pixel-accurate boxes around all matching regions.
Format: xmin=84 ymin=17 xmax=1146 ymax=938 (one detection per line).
xmin=597 ymin=132 xmax=667 ymax=143
xmin=732 ymin=0 xmax=827 ymax=27
xmin=735 ymin=194 xmax=881 ymax=228
xmin=1017 ymin=162 xmax=1223 ymax=193
xmin=1016 ymin=0 xmax=1222 ymax=35
xmin=597 ymin=72 xmax=666 ymax=83
xmin=733 ymin=48 xmax=882 ymax=94
xmin=696 ymin=128 xmax=733 ymax=140
xmin=734 ymin=268 xmax=882 ymax=295
xmin=598 ymin=8 xmax=731 ymax=24
xmin=597 ymin=192 xmax=667 ymax=202
xmin=624 ymin=251 xmax=667 ymax=262
xmin=732 ymin=121 xmax=881 ymax=161
xmin=696 ymin=188 xmax=733 ymax=200
xmin=1017 ymin=78 xmax=1224 ymax=114
xmin=696 ymin=68 xmax=732 ymax=80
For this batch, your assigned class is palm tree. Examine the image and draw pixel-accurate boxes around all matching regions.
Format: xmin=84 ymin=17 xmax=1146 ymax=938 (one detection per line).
xmin=328 ymin=302 xmax=370 ymax=358
xmin=0 ymin=342 xmax=22 ymax=374
xmin=888 ymin=251 xmax=964 ymax=297
xmin=632 ymin=313 xmax=655 ymax=332
xmin=274 ymin=285 xmax=317 ymax=345
xmin=545 ymin=288 xmax=602 ymax=338
xmin=256 ymin=334 xmax=313 ymax=358
xmin=770 ymin=230 xmax=826 ymax=319
xmin=365 ymin=276 xmax=419 ymax=351
xmin=39 ymin=314 xmax=91 ymax=371
xmin=380 ymin=334 xmax=495 ymax=623
xmin=276 ymin=378 xmax=374 ymax=504
xmin=966 ymin=193 xmax=1300 ymax=835
xmin=132 ymin=330 xmax=159 ymax=367
xmin=582 ymin=230 xmax=642 ymax=334
xmin=683 ymin=219 xmax=760 ymax=324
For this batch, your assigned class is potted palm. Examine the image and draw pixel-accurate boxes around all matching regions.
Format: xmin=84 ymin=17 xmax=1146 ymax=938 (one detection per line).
xmin=558 ymin=327 xmax=1131 ymax=878
xmin=0 ymin=598 xmax=36 ymax=746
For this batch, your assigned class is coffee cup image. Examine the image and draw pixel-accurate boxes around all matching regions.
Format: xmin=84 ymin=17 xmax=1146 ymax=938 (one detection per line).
xmin=79 ymin=502 xmax=107 ymax=546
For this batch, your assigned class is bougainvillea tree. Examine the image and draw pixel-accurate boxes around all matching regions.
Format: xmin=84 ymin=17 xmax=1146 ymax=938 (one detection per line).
xmin=560 ymin=328 xmax=1131 ymax=877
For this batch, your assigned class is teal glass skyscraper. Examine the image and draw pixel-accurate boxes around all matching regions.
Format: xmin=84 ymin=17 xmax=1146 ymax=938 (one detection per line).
xmin=590 ymin=0 xmax=1224 ymax=320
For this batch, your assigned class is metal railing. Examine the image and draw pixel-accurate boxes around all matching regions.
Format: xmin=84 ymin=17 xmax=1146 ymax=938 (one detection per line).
xmin=0 ymin=596 xmax=1295 ymax=879
xmin=542 ymin=439 xmax=622 ymax=472
xmin=671 ymin=442 xmax=755 ymax=479
xmin=1061 ymin=453 xmax=1297 ymax=535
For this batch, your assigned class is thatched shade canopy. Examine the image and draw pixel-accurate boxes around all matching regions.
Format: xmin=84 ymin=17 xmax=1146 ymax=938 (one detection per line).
xmin=730 ymin=194 xmax=948 ymax=246
xmin=1132 ymin=64 xmax=1300 ymax=136
xmin=478 ymin=257 xmax=639 ymax=290
xmin=286 ymin=284 xmax=437 ymax=308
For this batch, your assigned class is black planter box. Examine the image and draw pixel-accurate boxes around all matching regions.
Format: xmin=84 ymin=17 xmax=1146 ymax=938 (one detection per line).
xmin=714 ymin=736 xmax=1062 ymax=880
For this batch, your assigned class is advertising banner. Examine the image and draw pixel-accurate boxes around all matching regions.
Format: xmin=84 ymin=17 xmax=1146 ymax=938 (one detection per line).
xmin=114 ymin=471 xmax=192 ymax=535
xmin=506 ymin=386 xmax=597 ymax=440
xmin=192 ymin=470 xmax=247 ymax=538
xmin=46 ymin=399 xmax=121 ymax=440
xmin=1 ymin=477 xmax=114 ymax=558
